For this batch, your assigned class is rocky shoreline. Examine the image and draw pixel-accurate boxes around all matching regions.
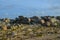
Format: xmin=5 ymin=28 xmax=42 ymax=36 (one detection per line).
xmin=0 ymin=16 xmax=60 ymax=40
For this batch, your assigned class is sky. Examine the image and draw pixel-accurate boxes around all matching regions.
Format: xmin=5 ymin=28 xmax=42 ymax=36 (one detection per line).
xmin=0 ymin=0 xmax=60 ymax=18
